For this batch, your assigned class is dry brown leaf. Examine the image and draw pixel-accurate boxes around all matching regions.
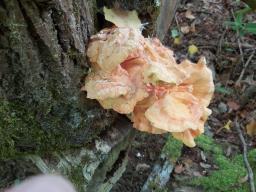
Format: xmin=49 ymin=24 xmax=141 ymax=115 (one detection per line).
xmin=223 ymin=120 xmax=232 ymax=131
xmin=185 ymin=10 xmax=196 ymax=20
xmin=174 ymin=164 xmax=184 ymax=174
xmin=180 ymin=26 xmax=190 ymax=34
xmin=246 ymin=120 xmax=256 ymax=136
xmin=199 ymin=162 xmax=211 ymax=169
xmin=238 ymin=175 xmax=248 ymax=184
xmin=190 ymin=22 xmax=196 ymax=33
xmin=193 ymin=171 xmax=202 ymax=177
xmin=227 ymin=101 xmax=240 ymax=111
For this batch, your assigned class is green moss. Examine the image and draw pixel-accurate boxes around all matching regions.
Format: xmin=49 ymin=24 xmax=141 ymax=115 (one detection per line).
xmin=189 ymin=135 xmax=256 ymax=192
xmin=0 ymin=100 xmax=70 ymax=159
xmin=69 ymin=165 xmax=86 ymax=192
xmin=148 ymin=181 xmax=168 ymax=192
xmin=0 ymin=100 xmax=41 ymax=158
xmin=162 ymin=135 xmax=183 ymax=163
xmin=196 ymin=135 xmax=222 ymax=155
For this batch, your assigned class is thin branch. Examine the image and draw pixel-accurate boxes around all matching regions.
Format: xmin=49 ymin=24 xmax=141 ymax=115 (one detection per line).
xmin=234 ymin=118 xmax=255 ymax=192
xmin=236 ymin=50 xmax=256 ymax=84
xmin=217 ymin=28 xmax=228 ymax=57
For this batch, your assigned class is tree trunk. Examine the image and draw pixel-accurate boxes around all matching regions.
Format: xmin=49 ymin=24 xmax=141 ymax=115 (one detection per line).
xmin=0 ymin=0 xmax=160 ymax=191
xmin=0 ymin=0 xmax=109 ymax=158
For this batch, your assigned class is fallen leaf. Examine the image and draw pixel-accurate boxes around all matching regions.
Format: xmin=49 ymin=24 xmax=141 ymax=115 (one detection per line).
xmin=223 ymin=120 xmax=232 ymax=131
xmin=239 ymin=110 xmax=249 ymax=118
xmin=190 ymin=22 xmax=196 ymax=32
xmin=104 ymin=7 xmax=141 ymax=30
xmin=215 ymin=85 xmax=232 ymax=95
xmin=171 ymin=28 xmax=179 ymax=38
xmin=225 ymin=146 xmax=232 ymax=157
xmin=174 ymin=37 xmax=182 ymax=45
xmin=200 ymin=151 xmax=207 ymax=162
xmin=193 ymin=171 xmax=202 ymax=177
xmin=246 ymin=120 xmax=256 ymax=136
xmin=238 ymin=174 xmax=248 ymax=184
xmin=181 ymin=26 xmax=190 ymax=34
xmin=185 ymin=10 xmax=196 ymax=20
xmin=199 ymin=162 xmax=211 ymax=169
xmin=136 ymin=163 xmax=150 ymax=172
xmin=174 ymin=164 xmax=184 ymax=174
xmin=188 ymin=44 xmax=198 ymax=55
xmin=227 ymin=101 xmax=240 ymax=110
xmin=183 ymin=159 xmax=193 ymax=169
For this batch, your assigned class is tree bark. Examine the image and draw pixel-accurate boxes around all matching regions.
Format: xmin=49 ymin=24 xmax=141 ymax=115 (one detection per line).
xmin=0 ymin=0 xmax=160 ymax=191
xmin=0 ymin=0 xmax=113 ymax=158
xmin=156 ymin=0 xmax=180 ymax=41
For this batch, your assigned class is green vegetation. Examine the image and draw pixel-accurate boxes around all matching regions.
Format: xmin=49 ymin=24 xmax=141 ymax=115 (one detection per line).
xmin=69 ymin=165 xmax=86 ymax=191
xmin=189 ymin=135 xmax=256 ymax=192
xmin=148 ymin=181 xmax=168 ymax=192
xmin=162 ymin=136 xmax=183 ymax=163
xmin=226 ymin=0 xmax=256 ymax=35
xmin=0 ymin=100 xmax=69 ymax=159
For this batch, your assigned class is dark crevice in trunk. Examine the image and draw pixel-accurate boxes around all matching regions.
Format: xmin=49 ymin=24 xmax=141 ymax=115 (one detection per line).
xmin=51 ymin=7 xmax=67 ymax=53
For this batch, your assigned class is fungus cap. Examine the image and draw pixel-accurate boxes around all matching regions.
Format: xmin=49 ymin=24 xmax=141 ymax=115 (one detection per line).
xmin=87 ymin=28 xmax=144 ymax=72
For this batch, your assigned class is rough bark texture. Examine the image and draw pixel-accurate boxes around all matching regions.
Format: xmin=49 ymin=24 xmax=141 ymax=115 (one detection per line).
xmin=0 ymin=0 xmax=160 ymax=191
xmin=0 ymin=0 xmax=114 ymax=158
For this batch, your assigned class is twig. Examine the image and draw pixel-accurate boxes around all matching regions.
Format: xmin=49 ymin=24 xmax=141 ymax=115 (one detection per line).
xmin=224 ymin=42 xmax=255 ymax=49
xmin=217 ymin=28 xmax=228 ymax=57
xmin=174 ymin=12 xmax=180 ymax=30
xmin=236 ymin=50 xmax=255 ymax=84
xmin=234 ymin=118 xmax=255 ymax=192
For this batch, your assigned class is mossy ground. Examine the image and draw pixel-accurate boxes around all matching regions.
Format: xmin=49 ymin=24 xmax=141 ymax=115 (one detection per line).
xmin=188 ymin=135 xmax=256 ymax=192
xmin=162 ymin=135 xmax=183 ymax=163
xmin=147 ymin=136 xmax=183 ymax=192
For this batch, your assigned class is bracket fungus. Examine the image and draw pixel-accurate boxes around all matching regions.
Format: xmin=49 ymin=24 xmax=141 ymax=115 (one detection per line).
xmin=82 ymin=8 xmax=214 ymax=147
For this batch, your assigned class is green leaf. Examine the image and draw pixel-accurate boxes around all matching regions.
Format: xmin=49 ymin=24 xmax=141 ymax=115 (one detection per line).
xmin=225 ymin=21 xmax=242 ymax=31
xmin=215 ymin=86 xmax=233 ymax=95
xmin=235 ymin=12 xmax=244 ymax=24
xmin=244 ymin=22 xmax=256 ymax=34
xmin=171 ymin=29 xmax=179 ymax=38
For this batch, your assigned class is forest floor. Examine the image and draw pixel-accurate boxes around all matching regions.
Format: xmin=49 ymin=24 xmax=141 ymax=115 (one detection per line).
xmin=112 ymin=0 xmax=256 ymax=192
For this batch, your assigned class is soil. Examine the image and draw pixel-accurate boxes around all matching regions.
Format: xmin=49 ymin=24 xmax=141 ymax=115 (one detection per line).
xmin=112 ymin=133 xmax=166 ymax=192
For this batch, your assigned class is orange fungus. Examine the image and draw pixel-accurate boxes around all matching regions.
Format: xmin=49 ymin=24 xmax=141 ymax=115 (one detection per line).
xmin=82 ymin=27 xmax=214 ymax=147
